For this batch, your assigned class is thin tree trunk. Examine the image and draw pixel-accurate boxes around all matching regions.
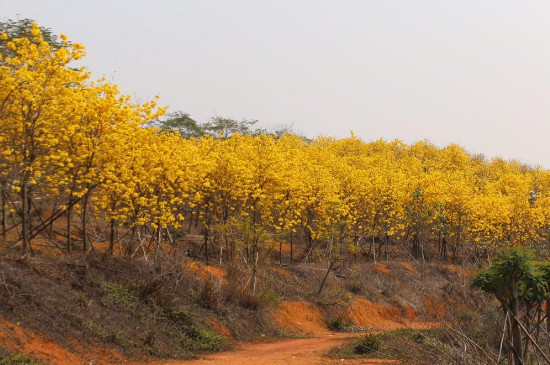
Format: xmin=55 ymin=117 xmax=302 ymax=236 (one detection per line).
xmin=203 ymin=228 xmax=209 ymax=265
xmin=154 ymin=223 xmax=162 ymax=272
xmin=317 ymin=259 xmax=335 ymax=296
xmin=289 ymin=231 xmax=293 ymax=265
xmin=82 ymin=193 xmax=89 ymax=252
xmin=510 ymin=285 xmax=523 ymax=365
xmin=252 ymin=250 xmax=258 ymax=295
xmin=21 ymin=182 xmax=29 ymax=254
xmin=67 ymin=194 xmax=73 ymax=253
xmin=126 ymin=226 xmax=136 ymax=257
xmin=1 ymin=182 xmax=6 ymax=242
xmin=372 ymin=234 xmax=377 ymax=265
xmin=108 ymin=219 xmax=115 ymax=255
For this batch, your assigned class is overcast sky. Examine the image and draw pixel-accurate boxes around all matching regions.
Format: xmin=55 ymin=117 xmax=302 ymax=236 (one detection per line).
xmin=2 ymin=1 xmax=550 ymax=167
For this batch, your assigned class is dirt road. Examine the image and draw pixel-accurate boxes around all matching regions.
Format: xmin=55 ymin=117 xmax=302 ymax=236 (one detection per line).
xmin=150 ymin=334 xmax=399 ymax=365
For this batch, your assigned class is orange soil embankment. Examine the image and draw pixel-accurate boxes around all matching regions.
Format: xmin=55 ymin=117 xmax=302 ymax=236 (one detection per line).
xmin=0 ymin=315 xmax=124 ymax=364
xmin=273 ymin=301 xmax=329 ymax=335
xmin=267 ymin=241 xmax=292 ymax=253
xmin=439 ymin=264 xmax=471 ymax=276
xmin=273 ymin=297 xmax=435 ymax=337
xmin=398 ymin=262 xmax=419 ymax=275
xmin=373 ymin=264 xmax=391 ymax=275
xmin=185 ymin=261 xmax=228 ymax=284
xmin=346 ymin=297 xmax=434 ymax=331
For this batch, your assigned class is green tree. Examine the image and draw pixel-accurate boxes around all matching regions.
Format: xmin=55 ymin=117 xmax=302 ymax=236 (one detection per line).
xmin=472 ymin=247 xmax=548 ymax=364
xmin=0 ymin=18 xmax=64 ymax=52
xmin=146 ymin=111 xmax=204 ymax=138
xmin=202 ymin=117 xmax=259 ymax=139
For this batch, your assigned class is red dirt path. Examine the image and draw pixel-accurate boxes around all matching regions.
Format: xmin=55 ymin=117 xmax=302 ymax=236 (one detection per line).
xmin=149 ymin=335 xmax=399 ymax=365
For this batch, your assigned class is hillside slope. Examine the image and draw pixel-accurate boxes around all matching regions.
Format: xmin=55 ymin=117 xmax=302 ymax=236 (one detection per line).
xmin=0 ymin=251 xmax=484 ymax=364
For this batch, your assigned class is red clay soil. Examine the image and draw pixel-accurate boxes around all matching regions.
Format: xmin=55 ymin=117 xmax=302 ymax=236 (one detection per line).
xmin=438 ymin=264 xmax=470 ymax=276
xmin=185 ymin=262 xmax=228 ymax=284
xmin=267 ymin=241 xmax=292 ymax=253
xmin=161 ymin=299 xmax=429 ymax=365
xmin=209 ymin=319 xmax=233 ymax=340
xmin=346 ymin=298 xmax=435 ymax=331
xmin=372 ymin=264 xmax=391 ymax=275
xmin=0 ymin=315 xmax=125 ymax=364
xmin=149 ymin=335 xmax=400 ymax=365
xmin=272 ymin=301 xmax=329 ymax=335
xmin=397 ymin=262 xmax=418 ymax=275
xmin=423 ymin=297 xmax=449 ymax=318
xmin=0 ymin=297 xmax=433 ymax=364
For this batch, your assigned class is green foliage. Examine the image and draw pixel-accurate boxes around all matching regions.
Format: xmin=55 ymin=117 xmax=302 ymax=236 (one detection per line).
xmin=471 ymin=247 xmax=547 ymax=305
xmin=353 ymin=335 xmax=381 ymax=354
xmin=0 ymin=18 xmax=64 ymax=50
xmin=101 ymin=281 xmax=138 ymax=310
xmin=146 ymin=111 xmax=204 ymax=138
xmin=202 ymin=117 xmax=259 ymax=139
xmin=177 ymin=325 xmax=228 ymax=352
xmin=326 ymin=329 xmax=443 ymax=360
xmin=0 ymin=354 xmax=39 ymax=365
xmin=161 ymin=306 xmax=230 ymax=353
xmin=146 ymin=112 xmax=266 ymax=140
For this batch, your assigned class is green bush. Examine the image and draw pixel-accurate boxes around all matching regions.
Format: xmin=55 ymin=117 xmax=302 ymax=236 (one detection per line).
xmin=101 ymin=281 xmax=138 ymax=310
xmin=0 ymin=354 xmax=39 ymax=365
xmin=353 ymin=335 xmax=381 ymax=354
xmin=178 ymin=325 xmax=229 ymax=352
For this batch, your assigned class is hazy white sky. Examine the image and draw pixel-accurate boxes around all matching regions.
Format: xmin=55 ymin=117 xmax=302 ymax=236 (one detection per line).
xmin=2 ymin=1 xmax=550 ymax=167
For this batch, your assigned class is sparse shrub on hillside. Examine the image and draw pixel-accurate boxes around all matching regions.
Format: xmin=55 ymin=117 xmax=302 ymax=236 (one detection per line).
xmin=197 ymin=277 xmax=224 ymax=311
xmin=327 ymin=315 xmax=352 ymax=332
xmin=353 ymin=335 xmax=381 ymax=354
xmin=101 ymin=281 xmax=138 ymax=310
xmin=0 ymin=354 xmax=40 ymax=365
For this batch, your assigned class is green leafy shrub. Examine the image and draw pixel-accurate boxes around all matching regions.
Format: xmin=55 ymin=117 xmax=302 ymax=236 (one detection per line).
xmin=353 ymin=335 xmax=381 ymax=354
xmin=0 ymin=354 xmax=39 ymax=365
xmin=101 ymin=281 xmax=138 ymax=310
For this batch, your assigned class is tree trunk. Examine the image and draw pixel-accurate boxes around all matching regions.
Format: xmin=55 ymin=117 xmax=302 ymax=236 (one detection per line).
xmin=203 ymin=228 xmax=209 ymax=265
xmin=1 ymin=182 xmax=6 ymax=242
xmin=154 ymin=224 xmax=162 ymax=272
xmin=108 ymin=219 xmax=115 ymax=255
xmin=317 ymin=259 xmax=335 ymax=296
xmin=67 ymin=194 xmax=73 ymax=253
xmin=251 ymin=250 xmax=259 ymax=295
xmin=82 ymin=193 xmax=89 ymax=252
xmin=441 ymin=236 xmax=447 ymax=263
xmin=510 ymin=284 xmax=523 ymax=365
xmin=289 ymin=231 xmax=293 ymax=265
xmin=21 ymin=182 xmax=29 ymax=254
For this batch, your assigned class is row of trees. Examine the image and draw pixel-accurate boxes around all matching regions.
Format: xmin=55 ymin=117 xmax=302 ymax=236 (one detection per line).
xmin=2 ymin=22 xmax=550 ymax=275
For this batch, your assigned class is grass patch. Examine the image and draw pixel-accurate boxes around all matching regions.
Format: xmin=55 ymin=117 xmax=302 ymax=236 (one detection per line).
xmin=178 ymin=325 xmax=228 ymax=352
xmin=101 ymin=281 xmax=138 ymax=310
xmin=0 ymin=354 xmax=41 ymax=365
xmin=326 ymin=328 xmax=443 ymax=362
